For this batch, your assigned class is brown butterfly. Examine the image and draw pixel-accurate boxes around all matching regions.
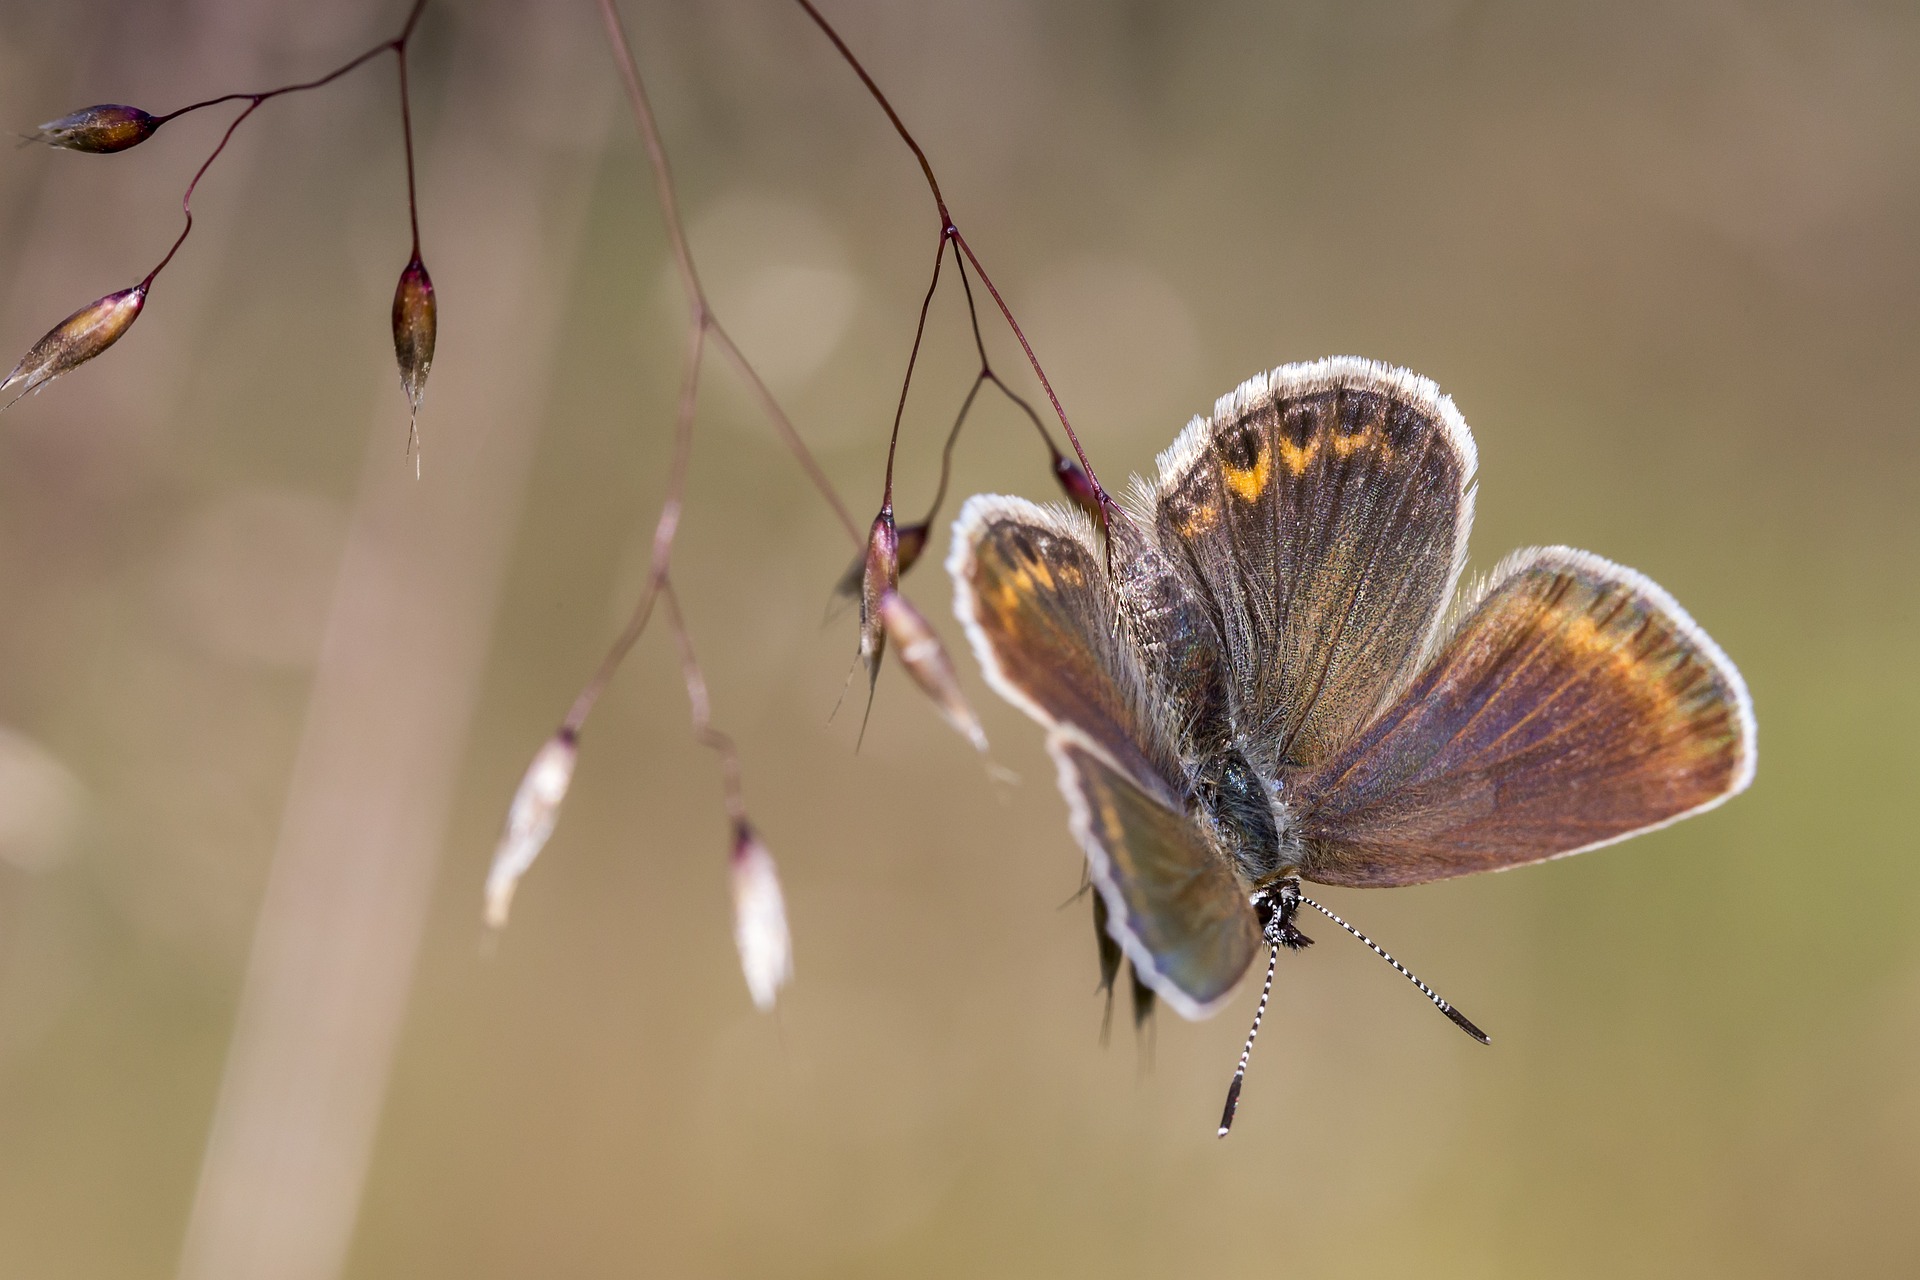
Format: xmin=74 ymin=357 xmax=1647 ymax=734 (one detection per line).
xmin=946 ymin=357 xmax=1755 ymax=1135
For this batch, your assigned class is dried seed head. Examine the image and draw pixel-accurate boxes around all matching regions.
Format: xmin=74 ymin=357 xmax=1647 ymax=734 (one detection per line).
xmin=858 ymin=509 xmax=899 ymax=683
xmin=832 ymin=520 xmax=926 ymax=603
xmin=33 ymin=104 xmax=158 ymax=153
xmin=730 ymin=823 xmax=793 ymax=1011
xmin=483 ymin=730 xmax=578 ymax=929
xmin=894 ymin=521 xmax=929 ymax=577
xmin=1053 ymin=453 xmax=1103 ymax=520
xmin=392 ymin=254 xmax=435 ymax=454
xmin=877 ymin=589 xmax=988 ymax=752
xmin=2 ymin=284 xmax=146 ymax=412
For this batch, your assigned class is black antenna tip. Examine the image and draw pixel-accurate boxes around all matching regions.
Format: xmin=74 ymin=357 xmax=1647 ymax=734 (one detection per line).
xmin=1217 ymin=1074 xmax=1244 ymax=1138
xmin=1444 ymin=1004 xmax=1491 ymax=1044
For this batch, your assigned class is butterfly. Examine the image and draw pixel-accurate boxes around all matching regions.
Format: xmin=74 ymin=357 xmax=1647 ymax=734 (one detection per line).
xmin=946 ymin=357 xmax=1755 ymax=1134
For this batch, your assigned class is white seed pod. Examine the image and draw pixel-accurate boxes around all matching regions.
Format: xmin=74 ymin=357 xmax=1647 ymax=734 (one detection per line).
xmin=729 ymin=824 xmax=792 ymax=1011
xmin=483 ymin=730 xmax=578 ymax=929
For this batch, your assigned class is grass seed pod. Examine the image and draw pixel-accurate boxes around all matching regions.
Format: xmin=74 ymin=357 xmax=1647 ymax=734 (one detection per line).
xmin=1053 ymin=453 xmax=1103 ymax=520
xmin=878 ymin=589 xmax=988 ymax=752
xmin=1 ymin=284 xmax=146 ymax=411
xmin=858 ymin=508 xmax=900 ymax=686
xmin=392 ymin=253 xmax=436 ymax=454
xmin=33 ymin=104 xmax=158 ymax=153
xmin=483 ymin=730 xmax=578 ymax=929
xmin=730 ymin=823 xmax=793 ymax=1011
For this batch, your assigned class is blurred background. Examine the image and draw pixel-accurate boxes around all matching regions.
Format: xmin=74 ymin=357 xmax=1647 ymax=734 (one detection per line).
xmin=0 ymin=0 xmax=1916 ymax=1276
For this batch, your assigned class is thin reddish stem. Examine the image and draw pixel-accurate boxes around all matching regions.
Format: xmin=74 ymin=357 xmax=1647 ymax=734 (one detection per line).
xmin=788 ymin=0 xmax=1113 ymax=516
xmin=704 ymin=322 xmax=856 ymax=542
xmin=140 ymin=99 xmax=258 ymax=289
xmin=950 ymin=229 xmax=1109 ymax=512
xmin=561 ymin=319 xmax=705 ymax=737
xmin=661 ymin=577 xmax=747 ymax=826
xmin=596 ymin=0 xmax=703 ymax=323
xmin=596 ymin=0 xmax=857 ymax=544
xmin=912 ymin=372 xmax=984 ymax=530
xmin=140 ymin=0 xmax=432 ymax=289
xmin=881 ymin=228 xmax=948 ymax=510
xmin=949 ymin=238 xmax=1066 ymax=461
xmin=791 ymin=0 xmax=945 ymax=215
xmin=560 ymin=0 xmax=865 ymax=750
xmin=397 ymin=41 xmax=420 ymax=256
xmin=151 ymin=0 xmax=429 ymax=125
xmin=900 ymin=242 xmax=1065 ymax=538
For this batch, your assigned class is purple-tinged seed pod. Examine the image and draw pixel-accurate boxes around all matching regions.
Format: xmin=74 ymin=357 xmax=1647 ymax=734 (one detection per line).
xmin=1053 ymin=453 xmax=1103 ymax=520
xmin=1 ymin=284 xmax=146 ymax=412
xmin=32 ymin=104 xmax=158 ymax=153
xmin=858 ymin=508 xmax=899 ymax=687
xmin=833 ymin=519 xmax=926 ymax=602
xmin=878 ymin=589 xmax=987 ymax=753
xmin=392 ymin=253 xmax=436 ymax=456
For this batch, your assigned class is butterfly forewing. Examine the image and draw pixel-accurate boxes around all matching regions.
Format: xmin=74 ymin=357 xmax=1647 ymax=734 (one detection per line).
xmin=949 ymin=496 xmax=1181 ymax=798
xmin=950 ymin=495 xmax=1260 ymax=1015
xmin=1288 ymin=547 xmax=1756 ymax=887
xmin=1149 ymin=358 xmax=1476 ymax=771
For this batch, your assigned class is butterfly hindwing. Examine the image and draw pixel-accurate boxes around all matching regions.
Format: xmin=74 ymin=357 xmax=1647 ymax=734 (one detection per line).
xmin=1053 ymin=729 xmax=1261 ymax=1018
xmin=1149 ymin=358 xmax=1476 ymax=771
xmin=1287 ymin=547 xmax=1756 ymax=887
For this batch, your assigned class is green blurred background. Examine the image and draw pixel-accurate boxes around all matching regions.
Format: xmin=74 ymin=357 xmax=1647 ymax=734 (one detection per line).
xmin=0 ymin=0 xmax=1915 ymax=1276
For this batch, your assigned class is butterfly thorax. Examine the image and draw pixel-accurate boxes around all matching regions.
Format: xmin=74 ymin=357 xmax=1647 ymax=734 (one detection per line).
xmin=1192 ymin=746 xmax=1302 ymax=888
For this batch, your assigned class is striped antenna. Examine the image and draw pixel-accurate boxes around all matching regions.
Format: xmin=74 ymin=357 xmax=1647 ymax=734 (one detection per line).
xmin=1296 ymin=894 xmax=1490 ymax=1045
xmin=1216 ymin=942 xmax=1280 ymax=1137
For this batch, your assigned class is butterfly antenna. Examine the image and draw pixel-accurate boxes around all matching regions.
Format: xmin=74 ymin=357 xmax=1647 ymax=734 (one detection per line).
xmin=1295 ymin=894 xmax=1490 ymax=1045
xmin=1217 ymin=942 xmax=1280 ymax=1137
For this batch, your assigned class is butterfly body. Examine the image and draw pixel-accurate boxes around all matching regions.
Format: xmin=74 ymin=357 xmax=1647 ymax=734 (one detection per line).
xmin=950 ymin=357 xmax=1755 ymax=1032
xmin=1191 ymin=746 xmax=1297 ymax=888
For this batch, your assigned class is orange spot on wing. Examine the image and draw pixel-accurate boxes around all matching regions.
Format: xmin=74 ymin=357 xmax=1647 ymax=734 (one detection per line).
xmin=1222 ymin=445 xmax=1272 ymax=503
xmin=1550 ymin=596 xmax=1688 ymax=726
xmin=1177 ymin=501 xmax=1220 ymax=538
xmin=1331 ymin=426 xmax=1388 ymax=459
xmin=1276 ymin=435 xmax=1318 ymax=475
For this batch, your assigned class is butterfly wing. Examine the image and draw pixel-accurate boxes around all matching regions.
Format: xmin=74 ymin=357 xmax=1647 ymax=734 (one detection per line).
xmin=1147 ymin=357 xmax=1476 ymax=770
xmin=950 ymin=495 xmax=1259 ymax=1017
xmin=1053 ymin=729 xmax=1261 ymax=1016
xmin=1286 ymin=547 xmax=1756 ymax=887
